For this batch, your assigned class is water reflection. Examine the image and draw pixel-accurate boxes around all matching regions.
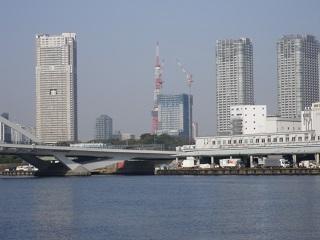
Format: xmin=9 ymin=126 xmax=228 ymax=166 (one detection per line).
xmin=31 ymin=179 xmax=75 ymax=240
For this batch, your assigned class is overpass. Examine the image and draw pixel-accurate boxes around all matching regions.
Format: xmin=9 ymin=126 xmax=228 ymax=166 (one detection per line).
xmin=0 ymin=116 xmax=176 ymax=176
xmin=0 ymin=143 xmax=176 ymax=176
xmin=177 ymin=141 xmax=320 ymax=167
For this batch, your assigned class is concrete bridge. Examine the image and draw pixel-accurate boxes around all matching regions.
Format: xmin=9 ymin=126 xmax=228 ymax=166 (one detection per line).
xmin=0 ymin=143 xmax=176 ymax=176
xmin=0 ymin=115 xmax=176 ymax=176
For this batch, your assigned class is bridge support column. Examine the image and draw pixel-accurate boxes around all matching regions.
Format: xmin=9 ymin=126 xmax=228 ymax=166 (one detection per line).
xmin=315 ymin=153 xmax=320 ymax=167
xmin=250 ymin=155 xmax=254 ymax=168
xmin=292 ymin=154 xmax=297 ymax=168
xmin=53 ymin=152 xmax=90 ymax=176
xmin=210 ymin=156 xmax=214 ymax=166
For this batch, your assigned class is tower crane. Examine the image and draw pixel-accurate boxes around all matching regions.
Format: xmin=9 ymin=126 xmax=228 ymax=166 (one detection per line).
xmin=176 ymin=59 xmax=194 ymax=143
xmin=176 ymin=59 xmax=193 ymax=93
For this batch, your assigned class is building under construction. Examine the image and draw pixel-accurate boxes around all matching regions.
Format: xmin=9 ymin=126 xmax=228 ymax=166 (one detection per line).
xmin=151 ymin=43 xmax=194 ymax=141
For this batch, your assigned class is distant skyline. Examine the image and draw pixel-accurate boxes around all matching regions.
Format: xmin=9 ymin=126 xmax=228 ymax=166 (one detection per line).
xmin=1 ymin=0 xmax=320 ymax=140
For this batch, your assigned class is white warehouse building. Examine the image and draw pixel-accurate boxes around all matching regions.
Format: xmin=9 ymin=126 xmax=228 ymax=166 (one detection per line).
xmin=230 ymin=105 xmax=267 ymax=135
xmin=301 ymin=102 xmax=320 ymax=134
xmin=230 ymin=105 xmax=301 ymax=135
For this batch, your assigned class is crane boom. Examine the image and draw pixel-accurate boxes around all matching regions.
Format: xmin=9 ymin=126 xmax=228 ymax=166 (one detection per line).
xmin=176 ymin=59 xmax=193 ymax=88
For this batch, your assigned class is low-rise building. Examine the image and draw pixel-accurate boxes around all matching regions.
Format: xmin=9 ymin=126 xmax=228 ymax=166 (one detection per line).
xmin=266 ymin=116 xmax=301 ymax=133
xmin=301 ymin=102 xmax=320 ymax=134
xmin=230 ymin=105 xmax=301 ymax=135
xmin=230 ymin=105 xmax=266 ymax=135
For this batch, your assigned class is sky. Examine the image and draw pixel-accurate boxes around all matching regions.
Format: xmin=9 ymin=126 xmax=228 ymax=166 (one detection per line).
xmin=0 ymin=0 xmax=320 ymax=141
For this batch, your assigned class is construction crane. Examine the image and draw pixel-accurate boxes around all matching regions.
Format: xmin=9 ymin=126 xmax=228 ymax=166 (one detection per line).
xmin=176 ymin=59 xmax=193 ymax=93
xmin=176 ymin=59 xmax=193 ymax=143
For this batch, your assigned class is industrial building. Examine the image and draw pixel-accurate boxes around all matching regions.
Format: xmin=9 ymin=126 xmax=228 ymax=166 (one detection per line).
xmin=216 ymin=38 xmax=254 ymax=136
xmin=277 ymin=34 xmax=319 ymax=119
xmin=36 ymin=33 xmax=78 ymax=143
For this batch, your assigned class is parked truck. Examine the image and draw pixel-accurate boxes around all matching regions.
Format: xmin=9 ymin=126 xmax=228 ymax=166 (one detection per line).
xmin=264 ymin=158 xmax=289 ymax=168
xmin=219 ymin=158 xmax=242 ymax=168
xmin=181 ymin=157 xmax=198 ymax=168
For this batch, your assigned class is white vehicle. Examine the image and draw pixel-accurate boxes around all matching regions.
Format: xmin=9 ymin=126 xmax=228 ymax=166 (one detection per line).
xmin=299 ymin=160 xmax=317 ymax=168
xmin=181 ymin=157 xmax=198 ymax=168
xmin=16 ymin=164 xmax=38 ymax=172
xmin=264 ymin=158 xmax=289 ymax=168
xmin=199 ymin=164 xmax=211 ymax=169
xmin=219 ymin=158 xmax=242 ymax=168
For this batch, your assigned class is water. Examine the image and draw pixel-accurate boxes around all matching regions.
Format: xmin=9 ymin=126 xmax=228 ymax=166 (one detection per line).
xmin=1 ymin=175 xmax=320 ymax=240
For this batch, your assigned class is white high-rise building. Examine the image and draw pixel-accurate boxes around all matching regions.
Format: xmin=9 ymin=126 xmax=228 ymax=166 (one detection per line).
xmin=36 ymin=33 xmax=78 ymax=143
xmin=277 ymin=34 xmax=319 ymax=119
xmin=216 ymin=38 xmax=254 ymax=135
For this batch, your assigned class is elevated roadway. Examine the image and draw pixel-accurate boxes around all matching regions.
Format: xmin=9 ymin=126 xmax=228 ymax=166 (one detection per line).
xmin=0 ymin=143 xmax=176 ymax=176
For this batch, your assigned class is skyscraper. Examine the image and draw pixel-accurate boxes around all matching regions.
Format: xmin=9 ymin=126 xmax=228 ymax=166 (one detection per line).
xmin=95 ymin=115 xmax=113 ymax=141
xmin=157 ymin=94 xmax=192 ymax=139
xmin=277 ymin=34 xmax=319 ymax=119
xmin=36 ymin=33 xmax=78 ymax=143
xmin=216 ymin=38 xmax=254 ymax=135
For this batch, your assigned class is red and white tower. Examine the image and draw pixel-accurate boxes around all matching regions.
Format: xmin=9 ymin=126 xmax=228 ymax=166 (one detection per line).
xmin=151 ymin=42 xmax=163 ymax=134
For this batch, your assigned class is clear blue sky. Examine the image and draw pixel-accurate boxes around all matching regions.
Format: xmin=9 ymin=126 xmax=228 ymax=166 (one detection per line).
xmin=0 ymin=0 xmax=320 ymax=140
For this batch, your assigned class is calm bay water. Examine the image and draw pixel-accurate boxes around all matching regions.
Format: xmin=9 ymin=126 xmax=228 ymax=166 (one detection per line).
xmin=1 ymin=175 xmax=320 ymax=240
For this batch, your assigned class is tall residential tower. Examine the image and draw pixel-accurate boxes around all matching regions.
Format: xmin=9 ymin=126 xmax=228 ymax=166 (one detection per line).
xmin=277 ymin=34 xmax=319 ymax=119
xmin=216 ymin=38 xmax=254 ymax=135
xmin=36 ymin=33 xmax=78 ymax=143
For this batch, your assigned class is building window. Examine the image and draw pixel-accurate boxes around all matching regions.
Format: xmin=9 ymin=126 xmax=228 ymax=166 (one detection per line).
xmin=267 ymin=138 xmax=271 ymax=143
xmin=273 ymin=138 xmax=277 ymax=142
xmin=262 ymin=139 xmax=265 ymax=143
xmin=279 ymin=137 xmax=283 ymax=142
xmin=256 ymin=139 xmax=259 ymax=143
xmin=286 ymin=137 xmax=289 ymax=142
xmin=228 ymin=140 xmax=232 ymax=144
xmin=292 ymin=137 xmax=296 ymax=142
xmin=50 ymin=89 xmax=57 ymax=95
xmin=233 ymin=140 xmax=237 ymax=144
xmin=212 ymin=141 xmax=216 ymax=145
xmin=298 ymin=137 xmax=302 ymax=141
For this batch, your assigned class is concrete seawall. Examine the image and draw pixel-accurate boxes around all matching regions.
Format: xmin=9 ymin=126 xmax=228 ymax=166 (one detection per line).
xmin=156 ymin=168 xmax=320 ymax=176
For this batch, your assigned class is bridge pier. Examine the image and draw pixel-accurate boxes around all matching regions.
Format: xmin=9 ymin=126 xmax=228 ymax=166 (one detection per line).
xmin=53 ymin=152 xmax=91 ymax=176
xmin=292 ymin=154 xmax=297 ymax=167
xmin=210 ymin=156 xmax=214 ymax=166
xmin=315 ymin=153 xmax=320 ymax=167
xmin=250 ymin=155 xmax=254 ymax=168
